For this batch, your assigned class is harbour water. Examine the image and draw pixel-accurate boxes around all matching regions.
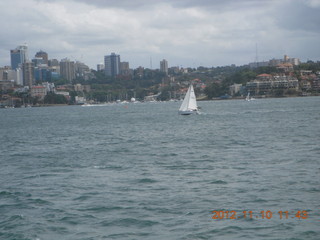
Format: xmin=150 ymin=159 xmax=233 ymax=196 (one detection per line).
xmin=0 ymin=97 xmax=319 ymax=240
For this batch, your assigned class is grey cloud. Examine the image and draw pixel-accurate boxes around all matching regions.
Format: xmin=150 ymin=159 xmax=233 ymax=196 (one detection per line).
xmin=41 ymin=0 xmax=271 ymax=11
xmin=0 ymin=0 xmax=319 ymax=68
xmin=274 ymin=1 xmax=320 ymax=32
xmin=67 ymin=34 xmax=124 ymax=46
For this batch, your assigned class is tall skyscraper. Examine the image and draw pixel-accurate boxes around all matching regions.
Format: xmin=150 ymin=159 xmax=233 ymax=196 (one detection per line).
xmin=104 ymin=53 xmax=120 ymax=77
xmin=160 ymin=59 xmax=168 ymax=75
xmin=10 ymin=45 xmax=29 ymax=70
xmin=35 ymin=50 xmax=48 ymax=65
xmin=22 ymin=61 xmax=34 ymax=88
xmin=60 ymin=58 xmax=75 ymax=82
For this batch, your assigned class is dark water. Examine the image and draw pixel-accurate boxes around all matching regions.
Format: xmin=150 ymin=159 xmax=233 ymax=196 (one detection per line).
xmin=0 ymin=97 xmax=319 ymax=240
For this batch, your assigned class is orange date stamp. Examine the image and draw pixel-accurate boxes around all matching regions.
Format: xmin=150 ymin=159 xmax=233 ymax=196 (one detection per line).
xmin=211 ymin=210 xmax=308 ymax=220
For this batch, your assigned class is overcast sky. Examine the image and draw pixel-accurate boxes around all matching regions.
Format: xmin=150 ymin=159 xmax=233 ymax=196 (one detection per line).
xmin=0 ymin=0 xmax=319 ymax=69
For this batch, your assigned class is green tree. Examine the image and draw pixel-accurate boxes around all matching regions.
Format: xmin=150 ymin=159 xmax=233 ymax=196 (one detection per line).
xmin=224 ymin=68 xmax=256 ymax=85
xmin=204 ymin=82 xmax=224 ymax=99
xmin=91 ymin=91 xmax=108 ymax=102
xmin=54 ymin=78 xmax=69 ymax=86
xmin=44 ymin=93 xmax=68 ymax=104
xmin=273 ymin=89 xmax=284 ymax=97
xmin=158 ymin=86 xmax=172 ymax=101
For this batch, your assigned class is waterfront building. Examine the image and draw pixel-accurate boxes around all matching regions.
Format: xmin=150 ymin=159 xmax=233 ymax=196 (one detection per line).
xmin=160 ymin=59 xmax=168 ymax=75
xmin=246 ymin=74 xmax=299 ymax=95
xmin=104 ymin=53 xmax=120 ymax=77
xmin=30 ymin=85 xmax=47 ymax=99
xmin=300 ymin=80 xmax=312 ymax=91
xmin=229 ymin=83 xmax=243 ymax=96
xmin=311 ymin=77 xmax=320 ymax=91
xmin=75 ymin=96 xmax=86 ymax=104
xmin=60 ymin=58 xmax=75 ymax=82
xmin=10 ymin=45 xmax=29 ymax=70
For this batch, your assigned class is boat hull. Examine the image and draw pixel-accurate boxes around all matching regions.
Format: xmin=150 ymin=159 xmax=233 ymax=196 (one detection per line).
xmin=179 ymin=110 xmax=199 ymax=115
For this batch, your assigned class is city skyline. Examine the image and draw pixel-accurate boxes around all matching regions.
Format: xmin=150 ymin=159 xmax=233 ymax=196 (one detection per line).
xmin=0 ymin=0 xmax=320 ymax=69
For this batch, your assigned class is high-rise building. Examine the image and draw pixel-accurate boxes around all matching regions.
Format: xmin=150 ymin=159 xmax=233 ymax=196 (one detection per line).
xmin=60 ymin=58 xmax=75 ymax=82
xmin=35 ymin=50 xmax=48 ymax=65
xmin=75 ymin=61 xmax=90 ymax=78
xmin=14 ymin=68 xmax=23 ymax=86
xmin=22 ymin=61 xmax=34 ymax=88
xmin=32 ymin=57 xmax=46 ymax=67
xmin=160 ymin=59 xmax=168 ymax=75
xmin=10 ymin=45 xmax=29 ymax=70
xmin=48 ymin=59 xmax=59 ymax=67
xmin=34 ymin=65 xmax=51 ymax=83
xmin=120 ymin=62 xmax=130 ymax=75
xmin=104 ymin=53 xmax=120 ymax=77
xmin=0 ymin=66 xmax=24 ymax=86
xmin=97 ymin=63 xmax=104 ymax=72
xmin=0 ymin=66 xmax=11 ymax=81
xmin=48 ymin=59 xmax=60 ymax=76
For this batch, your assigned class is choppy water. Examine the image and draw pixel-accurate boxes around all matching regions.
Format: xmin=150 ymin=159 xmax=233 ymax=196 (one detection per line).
xmin=0 ymin=97 xmax=319 ymax=240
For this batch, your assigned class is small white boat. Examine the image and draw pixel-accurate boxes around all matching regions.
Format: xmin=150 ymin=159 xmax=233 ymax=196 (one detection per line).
xmin=178 ymin=84 xmax=199 ymax=115
xmin=245 ymin=92 xmax=255 ymax=101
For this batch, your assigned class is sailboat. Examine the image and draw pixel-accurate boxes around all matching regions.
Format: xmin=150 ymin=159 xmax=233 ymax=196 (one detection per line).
xmin=179 ymin=84 xmax=199 ymax=115
xmin=245 ymin=92 xmax=255 ymax=101
xmin=245 ymin=92 xmax=251 ymax=101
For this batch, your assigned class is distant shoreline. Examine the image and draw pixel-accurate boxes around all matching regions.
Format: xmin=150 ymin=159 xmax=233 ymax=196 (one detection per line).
xmin=2 ymin=94 xmax=319 ymax=109
xmin=199 ymin=93 xmax=320 ymax=101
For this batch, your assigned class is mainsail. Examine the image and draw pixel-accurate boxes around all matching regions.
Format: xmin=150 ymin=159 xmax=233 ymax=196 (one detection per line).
xmin=179 ymin=84 xmax=198 ymax=113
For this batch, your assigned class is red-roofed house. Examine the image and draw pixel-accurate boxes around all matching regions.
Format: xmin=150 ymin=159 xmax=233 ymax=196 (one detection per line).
xmin=31 ymin=86 xmax=47 ymax=99
xmin=257 ymin=74 xmax=273 ymax=81
xmin=277 ymin=63 xmax=294 ymax=72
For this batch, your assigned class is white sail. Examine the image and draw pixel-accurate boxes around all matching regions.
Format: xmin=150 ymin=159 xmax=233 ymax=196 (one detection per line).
xmin=188 ymin=84 xmax=198 ymax=110
xmin=179 ymin=86 xmax=190 ymax=111
xmin=245 ymin=92 xmax=250 ymax=101
xmin=179 ymin=84 xmax=198 ymax=114
xmin=245 ymin=92 xmax=255 ymax=101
